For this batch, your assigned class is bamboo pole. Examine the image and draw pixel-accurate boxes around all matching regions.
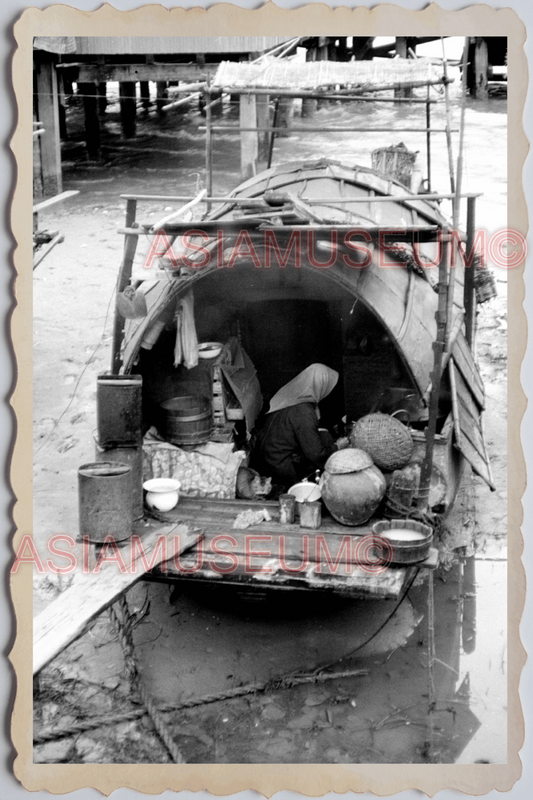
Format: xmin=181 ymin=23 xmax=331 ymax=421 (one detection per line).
xmin=426 ymin=87 xmax=432 ymax=191
xmin=120 ymin=191 xmax=481 ymax=204
xmin=202 ymin=125 xmax=457 ymax=134
xmin=161 ymin=92 xmax=201 ymax=112
xmin=464 ymin=196 xmax=477 ymax=346
xmin=446 ymin=38 xmax=470 ymax=349
xmin=441 ymin=37 xmax=456 ymax=195
xmin=205 ymin=81 xmax=213 ymax=212
xmin=218 ymin=78 xmax=451 ymax=98
xmin=418 ymin=232 xmax=450 ymax=512
xmin=149 ymin=190 xmax=207 ymax=233
xmin=111 ymin=199 xmax=138 ymax=373
xmin=267 ymin=97 xmax=280 ymax=169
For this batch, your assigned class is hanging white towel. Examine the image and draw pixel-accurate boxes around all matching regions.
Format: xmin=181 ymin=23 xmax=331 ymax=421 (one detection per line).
xmin=174 ymin=289 xmax=199 ymax=369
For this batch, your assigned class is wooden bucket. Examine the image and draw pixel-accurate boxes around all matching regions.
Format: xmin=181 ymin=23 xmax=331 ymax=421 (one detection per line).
xmin=158 ymin=395 xmax=212 ymax=447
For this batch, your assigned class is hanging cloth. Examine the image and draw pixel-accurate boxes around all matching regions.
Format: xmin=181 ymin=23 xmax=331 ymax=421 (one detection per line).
xmin=174 ymin=290 xmax=199 ymax=369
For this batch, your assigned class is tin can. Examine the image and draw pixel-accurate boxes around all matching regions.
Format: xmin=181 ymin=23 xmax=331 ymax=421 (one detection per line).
xmin=94 ymin=437 xmax=144 ymax=521
xmin=299 ymin=501 xmax=321 ymax=530
xmin=279 ymin=494 xmax=296 ymax=524
xmin=78 ymin=461 xmax=132 ymax=543
xmin=97 ymin=374 xmax=142 ymax=447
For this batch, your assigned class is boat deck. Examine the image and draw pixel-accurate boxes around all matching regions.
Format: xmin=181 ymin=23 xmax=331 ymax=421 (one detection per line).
xmin=148 ymin=496 xmax=438 ymax=599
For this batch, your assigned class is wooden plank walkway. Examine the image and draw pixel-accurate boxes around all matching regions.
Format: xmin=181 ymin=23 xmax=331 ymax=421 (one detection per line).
xmin=33 ymin=522 xmax=202 ymax=675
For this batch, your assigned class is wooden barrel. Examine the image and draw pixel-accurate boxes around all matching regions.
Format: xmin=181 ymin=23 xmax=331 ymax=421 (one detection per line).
xmin=158 ymin=395 xmax=212 ymax=446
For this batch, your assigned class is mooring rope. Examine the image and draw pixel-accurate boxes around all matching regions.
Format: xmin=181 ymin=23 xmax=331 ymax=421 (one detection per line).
xmin=34 ymin=567 xmax=422 ymax=749
xmin=108 ymin=596 xmax=185 ymax=764
xmin=33 ymin=666 xmax=368 ymax=746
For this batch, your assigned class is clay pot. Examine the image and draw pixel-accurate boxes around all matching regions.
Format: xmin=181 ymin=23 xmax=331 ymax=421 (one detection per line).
xmin=320 ymin=448 xmax=386 ymax=526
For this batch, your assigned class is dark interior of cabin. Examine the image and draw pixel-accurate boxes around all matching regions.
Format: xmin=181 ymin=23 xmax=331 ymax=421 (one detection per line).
xmin=134 ymin=263 xmax=448 ymax=441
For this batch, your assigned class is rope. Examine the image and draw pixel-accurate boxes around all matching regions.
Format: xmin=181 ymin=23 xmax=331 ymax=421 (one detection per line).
xmin=34 ymin=666 xmax=368 ymax=746
xmin=34 ymin=568 xmax=422 ymax=749
xmin=109 ymin=596 xmax=185 ymax=764
xmin=306 ymin=566 xmax=421 ymax=675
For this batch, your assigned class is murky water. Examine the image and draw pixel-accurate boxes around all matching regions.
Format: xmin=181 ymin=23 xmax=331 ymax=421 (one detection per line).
xmin=38 ymin=80 xmax=507 ymax=764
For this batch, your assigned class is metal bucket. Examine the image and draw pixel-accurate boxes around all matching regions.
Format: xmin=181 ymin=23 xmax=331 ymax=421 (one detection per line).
xmin=94 ymin=437 xmax=144 ymax=521
xmin=158 ymin=395 xmax=212 ymax=447
xmin=78 ymin=461 xmax=133 ymax=543
xmin=97 ymin=374 xmax=142 ymax=447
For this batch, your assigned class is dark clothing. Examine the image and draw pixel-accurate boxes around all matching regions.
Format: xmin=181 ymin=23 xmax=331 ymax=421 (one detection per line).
xmin=253 ymin=402 xmax=336 ymax=487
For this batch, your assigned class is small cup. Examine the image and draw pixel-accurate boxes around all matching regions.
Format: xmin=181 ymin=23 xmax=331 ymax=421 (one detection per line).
xmin=279 ymin=493 xmax=296 ymax=525
xmin=299 ymin=501 xmax=321 ymax=529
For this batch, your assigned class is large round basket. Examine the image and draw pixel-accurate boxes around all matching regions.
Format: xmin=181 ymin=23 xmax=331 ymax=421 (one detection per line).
xmin=350 ymin=413 xmax=413 ymax=471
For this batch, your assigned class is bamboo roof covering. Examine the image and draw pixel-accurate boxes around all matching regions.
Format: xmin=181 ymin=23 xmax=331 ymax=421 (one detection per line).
xmin=213 ymin=57 xmax=443 ymax=90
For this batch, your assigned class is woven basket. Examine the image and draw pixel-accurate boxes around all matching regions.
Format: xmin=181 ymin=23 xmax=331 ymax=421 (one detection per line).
xmin=371 ymin=143 xmax=417 ymax=188
xmin=349 ymin=413 xmax=413 ymax=471
xmin=325 ymin=448 xmax=374 ymax=475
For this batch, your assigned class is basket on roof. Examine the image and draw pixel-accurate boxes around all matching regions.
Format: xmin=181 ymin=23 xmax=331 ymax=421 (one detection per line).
xmin=349 ymin=412 xmax=414 ymax=471
xmin=371 ymin=142 xmax=417 ymax=188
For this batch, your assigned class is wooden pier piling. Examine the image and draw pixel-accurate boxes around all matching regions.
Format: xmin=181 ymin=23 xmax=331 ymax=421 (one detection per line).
xmin=240 ymin=93 xmax=258 ymax=179
xmin=79 ymin=82 xmax=101 ymax=161
xmin=34 ymin=52 xmax=62 ymax=195
xmin=256 ymin=94 xmax=270 ymax=162
xmin=156 ymin=81 xmax=168 ymax=117
xmin=119 ymin=81 xmax=137 ymax=138
xmin=140 ymin=81 xmax=151 ymax=111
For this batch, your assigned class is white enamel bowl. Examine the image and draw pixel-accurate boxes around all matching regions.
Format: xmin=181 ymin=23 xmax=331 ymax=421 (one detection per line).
xmin=143 ymin=478 xmax=181 ymax=512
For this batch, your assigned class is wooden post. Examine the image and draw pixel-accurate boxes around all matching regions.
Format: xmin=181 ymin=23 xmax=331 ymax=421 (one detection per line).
xmin=418 ymin=233 xmax=450 ymax=512
xmin=318 ymin=36 xmax=328 ymax=62
xmin=240 ymin=93 xmax=258 ymax=180
xmin=426 ymin=92 xmax=432 ymax=191
xmin=209 ymin=88 xmax=224 ymax=117
xmin=78 ymin=83 xmax=100 ymax=160
xmin=473 ymin=37 xmax=489 ymax=99
xmin=302 ymin=47 xmax=317 ymax=118
xmin=112 ymin=199 xmax=138 ymax=374
xmin=57 ymin=71 xmax=67 ymax=140
xmin=33 ymin=115 xmax=43 ymax=197
xmin=156 ymin=81 xmax=167 ymax=117
xmin=97 ymin=82 xmax=107 ymax=116
xmin=267 ymin=98 xmax=280 ymax=169
xmin=205 ymin=86 xmax=213 ymax=209
xmin=464 ymin=196 xmax=477 ymax=346
xmin=35 ymin=52 xmax=62 ymax=195
xmin=256 ymin=93 xmax=270 ymax=163
xmin=396 ymin=37 xmax=408 ymax=58
xmin=277 ymin=96 xmax=294 ymax=135
xmin=119 ymin=81 xmax=137 ymax=138
xmin=395 ymin=38 xmax=412 ymax=100
xmin=140 ymin=81 xmax=150 ymax=111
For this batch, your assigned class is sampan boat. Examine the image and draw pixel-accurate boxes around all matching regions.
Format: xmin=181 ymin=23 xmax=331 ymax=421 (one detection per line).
xmin=110 ymin=157 xmax=494 ymax=600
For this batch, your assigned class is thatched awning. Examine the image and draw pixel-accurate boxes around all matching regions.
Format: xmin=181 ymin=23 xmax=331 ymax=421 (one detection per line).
xmin=33 ymin=37 xmax=77 ymax=54
xmin=213 ymin=57 xmax=443 ymax=91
